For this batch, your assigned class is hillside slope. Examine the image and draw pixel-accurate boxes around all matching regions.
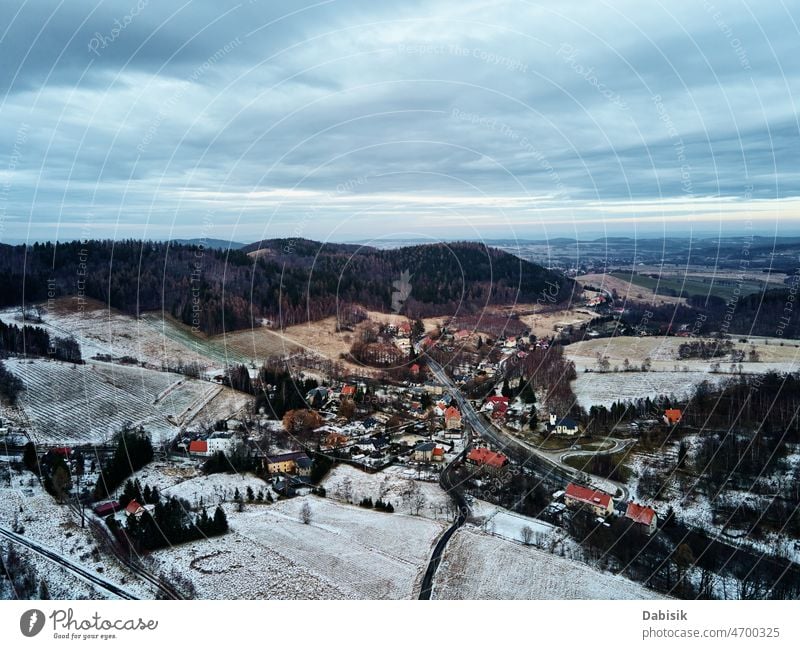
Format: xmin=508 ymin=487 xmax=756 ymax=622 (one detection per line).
xmin=0 ymin=239 xmax=574 ymax=335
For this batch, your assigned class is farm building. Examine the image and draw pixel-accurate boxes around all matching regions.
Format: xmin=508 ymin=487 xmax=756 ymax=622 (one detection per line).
xmin=188 ymin=440 xmax=209 ymax=456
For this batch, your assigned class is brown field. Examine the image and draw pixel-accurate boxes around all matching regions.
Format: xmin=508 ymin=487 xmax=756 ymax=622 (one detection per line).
xmin=577 ymin=273 xmax=687 ymax=306
xmin=220 ymin=311 xmax=443 ymax=375
xmin=514 ymin=307 xmax=596 ymax=338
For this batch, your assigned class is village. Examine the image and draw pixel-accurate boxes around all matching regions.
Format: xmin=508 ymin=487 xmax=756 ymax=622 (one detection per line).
xmin=3 ymin=282 xmax=800 ymax=601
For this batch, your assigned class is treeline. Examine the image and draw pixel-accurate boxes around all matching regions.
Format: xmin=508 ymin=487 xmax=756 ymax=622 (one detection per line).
xmin=93 ymin=428 xmax=154 ymax=500
xmin=111 ymin=498 xmax=228 ymax=551
xmin=0 ymin=361 xmax=24 ymax=404
xmin=677 ymin=339 xmax=733 ymax=359
xmin=0 ymin=239 xmax=573 ymax=335
xmin=0 ymin=319 xmax=82 ymax=363
xmin=684 ymin=373 xmax=800 ymax=439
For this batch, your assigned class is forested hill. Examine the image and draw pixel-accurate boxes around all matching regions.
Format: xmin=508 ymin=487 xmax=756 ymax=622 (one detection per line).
xmin=0 ymin=239 xmax=573 ymax=335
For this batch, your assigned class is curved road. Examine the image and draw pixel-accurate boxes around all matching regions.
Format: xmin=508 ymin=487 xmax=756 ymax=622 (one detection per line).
xmin=418 ymin=443 xmax=470 ymax=600
xmin=426 ymin=359 xmax=630 ymax=501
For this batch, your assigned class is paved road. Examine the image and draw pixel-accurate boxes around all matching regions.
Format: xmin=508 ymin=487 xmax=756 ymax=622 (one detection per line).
xmin=426 ymin=359 xmax=630 ymax=500
xmin=418 ymin=443 xmax=471 ymax=600
xmin=0 ymin=525 xmax=139 ymax=600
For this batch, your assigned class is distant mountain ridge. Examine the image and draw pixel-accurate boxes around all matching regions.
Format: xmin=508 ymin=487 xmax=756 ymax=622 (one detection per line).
xmin=0 ymin=238 xmax=574 ymax=336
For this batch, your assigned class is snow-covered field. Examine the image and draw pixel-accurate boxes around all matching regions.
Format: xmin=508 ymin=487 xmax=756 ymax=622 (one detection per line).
xmin=322 ymin=464 xmax=453 ymax=520
xmin=571 ymin=371 xmax=726 ymax=409
xmin=433 ymin=527 xmax=664 ymax=599
xmin=0 ymin=470 xmax=155 ymax=599
xmin=0 ymin=358 xmax=251 ymax=444
xmin=150 ymin=496 xmax=445 ymax=599
xmin=1 ymin=299 xmax=224 ymax=371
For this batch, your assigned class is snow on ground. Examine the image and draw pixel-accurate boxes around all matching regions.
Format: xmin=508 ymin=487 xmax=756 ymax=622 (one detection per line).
xmin=0 ymin=299 xmax=223 ymax=371
xmin=322 ymin=463 xmax=453 ymax=520
xmin=150 ymin=496 xmax=445 ymax=599
xmin=0 ymin=470 xmax=155 ymax=598
xmin=111 ymin=460 xmax=202 ymax=498
xmin=161 ymin=472 xmax=269 ymax=509
xmin=0 ymin=358 xmax=251 ymax=444
xmin=433 ymin=527 xmax=664 ymax=599
xmin=571 ymin=370 xmax=727 ymax=409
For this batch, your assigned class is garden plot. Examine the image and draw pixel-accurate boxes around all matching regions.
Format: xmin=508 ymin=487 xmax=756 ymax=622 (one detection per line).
xmin=433 ymin=527 xmax=663 ymax=599
xmin=151 ymin=496 xmax=444 ymax=599
xmin=322 ymin=463 xmax=453 ymax=520
xmin=1 ymin=359 xmax=248 ymax=444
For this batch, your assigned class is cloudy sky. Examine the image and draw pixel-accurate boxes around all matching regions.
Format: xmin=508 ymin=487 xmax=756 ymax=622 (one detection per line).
xmin=0 ymin=0 xmax=798 ymax=244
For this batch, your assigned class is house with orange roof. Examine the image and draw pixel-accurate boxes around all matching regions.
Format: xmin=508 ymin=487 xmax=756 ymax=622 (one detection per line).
xmin=663 ymin=408 xmax=683 ymax=425
xmin=624 ymin=502 xmax=658 ymax=535
xmin=564 ymin=483 xmax=614 ymax=517
xmin=466 ymin=447 xmax=509 ymax=475
xmin=341 ymin=384 xmax=357 ymax=398
xmin=444 ymin=406 xmax=462 ymax=430
xmin=124 ymin=500 xmax=145 ymax=518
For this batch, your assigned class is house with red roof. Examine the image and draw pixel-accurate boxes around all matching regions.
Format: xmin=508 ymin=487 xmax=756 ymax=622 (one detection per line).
xmin=341 ymin=384 xmax=357 ymax=398
xmin=625 ymin=502 xmax=658 ymax=535
xmin=563 ymin=483 xmax=614 ymax=517
xmin=466 ymin=447 xmax=509 ymax=474
xmin=124 ymin=500 xmax=145 ymax=518
xmin=444 ymin=406 xmax=462 ymax=430
xmin=188 ymin=440 xmax=209 ymax=456
xmin=483 ymin=395 xmax=509 ymax=419
xmin=432 ymin=446 xmax=445 ymax=462
xmin=663 ymin=409 xmax=683 ymax=425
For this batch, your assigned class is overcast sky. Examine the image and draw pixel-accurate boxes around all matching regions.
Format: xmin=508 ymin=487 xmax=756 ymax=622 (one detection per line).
xmin=0 ymin=0 xmax=798 ymax=244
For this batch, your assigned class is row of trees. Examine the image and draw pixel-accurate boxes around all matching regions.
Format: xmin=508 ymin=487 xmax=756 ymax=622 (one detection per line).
xmin=0 ymin=319 xmax=82 ymax=363
xmin=93 ymin=427 xmax=154 ymax=499
xmin=116 ymin=497 xmax=228 ymax=551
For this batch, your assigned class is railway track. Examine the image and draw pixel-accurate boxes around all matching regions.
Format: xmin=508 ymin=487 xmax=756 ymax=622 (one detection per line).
xmin=0 ymin=525 xmax=138 ymax=599
xmin=68 ymin=503 xmax=184 ymax=600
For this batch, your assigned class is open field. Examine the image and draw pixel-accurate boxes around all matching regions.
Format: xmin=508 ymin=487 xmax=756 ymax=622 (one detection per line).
xmin=150 ymin=496 xmax=444 ymax=599
xmin=577 ymin=273 xmax=687 ymax=305
xmin=1 ymin=298 xmax=228 ymax=371
xmin=322 ymin=463 xmax=453 ymax=520
xmin=0 ymin=359 xmax=252 ymax=444
xmin=511 ymin=306 xmax=596 ymax=338
xmin=566 ymin=335 xmax=800 ymax=369
xmin=433 ymin=526 xmax=663 ymax=599
xmin=256 ymin=313 xmax=441 ymax=375
xmin=572 ymin=370 xmax=727 ymax=409
xmin=611 ymin=271 xmax=766 ymax=300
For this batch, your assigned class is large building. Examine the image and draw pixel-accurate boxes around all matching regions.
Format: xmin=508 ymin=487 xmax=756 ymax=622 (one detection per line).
xmin=564 ymin=483 xmax=614 ymax=517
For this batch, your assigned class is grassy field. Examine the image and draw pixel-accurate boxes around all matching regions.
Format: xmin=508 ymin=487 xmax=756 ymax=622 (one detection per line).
xmin=612 ymin=271 xmax=766 ymax=300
